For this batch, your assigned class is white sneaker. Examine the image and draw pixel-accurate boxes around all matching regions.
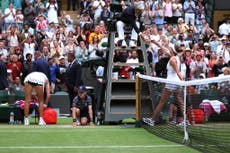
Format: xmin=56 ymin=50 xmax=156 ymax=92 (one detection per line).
xmin=38 ymin=118 xmax=46 ymax=126
xmin=24 ymin=117 xmax=30 ymax=126
xmin=142 ymin=117 xmax=155 ymax=126
xmin=129 ymin=40 xmax=137 ymax=48
xmin=121 ymin=40 xmax=127 ymax=48
xmin=177 ymin=120 xmax=191 ymax=126
xmin=76 ymin=120 xmax=80 ymax=126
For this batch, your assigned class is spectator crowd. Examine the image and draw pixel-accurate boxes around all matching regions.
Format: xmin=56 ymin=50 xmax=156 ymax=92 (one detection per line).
xmin=0 ymin=0 xmax=229 ymax=96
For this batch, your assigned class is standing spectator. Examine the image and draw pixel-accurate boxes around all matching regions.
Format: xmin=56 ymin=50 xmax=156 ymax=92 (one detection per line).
xmin=7 ymin=25 xmax=20 ymax=49
xmin=56 ymin=56 xmax=67 ymax=92
xmin=34 ymin=0 xmax=45 ymax=15
xmin=15 ymin=9 xmax=24 ymax=32
xmin=50 ymin=40 xmax=63 ymax=59
xmin=152 ymin=3 xmax=164 ymax=30
xmin=0 ymin=54 xmax=9 ymax=90
xmin=163 ymin=0 xmax=173 ymax=24
xmin=80 ymin=0 xmax=91 ymax=15
xmin=183 ymin=0 xmax=196 ymax=25
xmin=141 ymin=3 xmax=153 ymax=29
xmin=67 ymin=0 xmax=77 ymax=11
xmin=48 ymin=57 xmax=60 ymax=93
xmin=92 ymin=0 xmax=105 ymax=25
xmin=46 ymin=0 xmax=59 ymax=25
xmin=65 ymin=53 xmax=83 ymax=113
xmin=100 ymin=4 xmax=110 ymax=27
xmin=34 ymin=14 xmax=48 ymax=32
xmin=21 ymin=53 xmax=33 ymax=83
xmin=4 ymin=2 xmax=16 ymax=30
xmin=21 ymin=35 xmax=37 ymax=61
xmin=23 ymin=2 xmax=36 ymax=28
xmin=172 ymin=0 xmax=183 ymax=25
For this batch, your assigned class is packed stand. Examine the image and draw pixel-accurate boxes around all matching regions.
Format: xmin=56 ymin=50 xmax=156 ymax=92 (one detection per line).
xmin=0 ymin=0 xmax=229 ymax=97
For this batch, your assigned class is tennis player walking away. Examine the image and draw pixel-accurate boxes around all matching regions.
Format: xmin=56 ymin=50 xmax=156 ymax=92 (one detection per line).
xmin=24 ymin=72 xmax=51 ymax=126
xmin=143 ymin=41 xmax=185 ymax=126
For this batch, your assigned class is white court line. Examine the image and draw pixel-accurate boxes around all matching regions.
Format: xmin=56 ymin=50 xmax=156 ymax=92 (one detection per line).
xmin=0 ymin=145 xmax=184 ymax=149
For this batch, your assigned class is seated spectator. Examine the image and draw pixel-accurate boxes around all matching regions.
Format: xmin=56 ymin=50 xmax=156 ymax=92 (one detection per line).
xmin=95 ymin=20 xmax=107 ymax=37
xmin=0 ymin=41 xmax=8 ymax=62
xmin=7 ymin=54 xmax=22 ymax=83
xmin=12 ymin=76 xmax=24 ymax=93
xmin=76 ymin=40 xmax=89 ymax=63
xmin=72 ymin=85 xmax=94 ymax=126
xmin=50 ymin=40 xmax=63 ymax=59
xmin=79 ymin=13 xmax=93 ymax=29
xmin=61 ymin=13 xmax=75 ymax=33
xmin=41 ymin=46 xmax=52 ymax=61
xmin=75 ymin=25 xmax=87 ymax=45
xmin=212 ymin=56 xmax=228 ymax=77
xmin=64 ymin=38 xmax=77 ymax=55
xmin=176 ymin=18 xmax=189 ymax=34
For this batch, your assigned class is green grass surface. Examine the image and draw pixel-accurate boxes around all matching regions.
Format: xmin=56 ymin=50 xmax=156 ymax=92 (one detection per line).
xmin=0 ymin=121 xmax=200 ymax=153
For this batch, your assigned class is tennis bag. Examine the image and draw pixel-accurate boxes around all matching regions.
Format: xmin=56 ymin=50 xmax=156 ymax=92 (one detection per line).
xmin=43 ymin=108 xmax=57 ymax=124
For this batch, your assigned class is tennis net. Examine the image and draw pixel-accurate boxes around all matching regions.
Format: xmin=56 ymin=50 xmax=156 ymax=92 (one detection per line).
xmin=136 ymin=74 xmax=230 ymax=153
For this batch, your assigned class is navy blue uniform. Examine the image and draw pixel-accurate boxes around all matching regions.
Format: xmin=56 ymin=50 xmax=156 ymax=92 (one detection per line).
xmin=72 ymin=95 xmax=92 ymax=118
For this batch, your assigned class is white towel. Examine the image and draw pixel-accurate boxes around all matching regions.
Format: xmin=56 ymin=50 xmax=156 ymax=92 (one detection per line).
xmin=202 ymin=99 xmax=223 ymax=114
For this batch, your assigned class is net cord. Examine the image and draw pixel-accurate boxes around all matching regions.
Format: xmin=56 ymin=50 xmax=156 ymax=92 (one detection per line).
xmin=138 ymin=74 xmax=230 ymax=86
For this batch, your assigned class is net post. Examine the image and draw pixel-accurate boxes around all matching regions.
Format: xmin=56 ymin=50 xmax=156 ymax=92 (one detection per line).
xmin=135 ymin=74 xmax=141 ymax=127
xmin=183 ymin=85 xmax=189 ymax=143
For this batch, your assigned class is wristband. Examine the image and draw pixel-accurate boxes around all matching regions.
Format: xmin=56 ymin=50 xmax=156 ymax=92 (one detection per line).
xmin=89 ymin=118 xmax=93 ymax=122
xmin=73 ymin=119 xmax=76 ymax=122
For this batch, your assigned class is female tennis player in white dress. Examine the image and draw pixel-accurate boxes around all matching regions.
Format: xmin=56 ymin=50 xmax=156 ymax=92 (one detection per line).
xmin=143 ymin=41 xmax=184 ymax=126
xmin=24 ymin=72 xmax=51 ymax=126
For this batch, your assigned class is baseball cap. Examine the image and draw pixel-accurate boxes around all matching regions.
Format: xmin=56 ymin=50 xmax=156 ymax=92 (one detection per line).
xmin=78 ymin=86 xmax=87 ymax=93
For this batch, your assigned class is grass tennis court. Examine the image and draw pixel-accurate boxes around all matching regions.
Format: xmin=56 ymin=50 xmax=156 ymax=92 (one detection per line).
xmin=0 ymin=118 xmax=200 ymax=153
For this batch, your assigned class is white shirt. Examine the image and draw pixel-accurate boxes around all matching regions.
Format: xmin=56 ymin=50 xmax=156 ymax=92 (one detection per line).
xmin=218 ymin=23 xmax=230 ymax=35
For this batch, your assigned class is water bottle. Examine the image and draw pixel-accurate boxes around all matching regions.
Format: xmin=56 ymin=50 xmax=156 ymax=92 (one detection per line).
xmin=9 ymin=112 xmax=14 ymax=124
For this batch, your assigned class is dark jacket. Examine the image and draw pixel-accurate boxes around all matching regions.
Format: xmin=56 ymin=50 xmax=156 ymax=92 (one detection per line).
xmin=65 ymin=60 xmax=83 ymax=90
xmin=118 ymin=6 xmax=141 ymax=34
xmin=0 ymin=60 xmax=8 ymax=90
xmin=30 ymin=57 xmax=51 ymax=81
